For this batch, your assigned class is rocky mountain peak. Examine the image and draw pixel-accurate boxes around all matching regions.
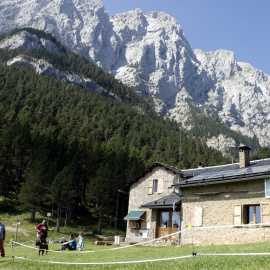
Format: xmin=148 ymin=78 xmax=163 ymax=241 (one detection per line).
xmin=194 ymin=49 xmax=240 ymax=81
xmin=0 ymin=0 xmax=270 ymax=147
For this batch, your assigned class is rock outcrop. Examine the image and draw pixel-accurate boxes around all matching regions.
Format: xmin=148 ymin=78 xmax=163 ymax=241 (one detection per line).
xmin=0 ymin=0 xmax=269 ymax=146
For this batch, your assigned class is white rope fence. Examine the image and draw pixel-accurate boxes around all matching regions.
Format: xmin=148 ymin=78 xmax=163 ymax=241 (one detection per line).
xmin=11 ymin=227 xmax=191 ymax=254
xmin=9 ymin=222 xmax=270 ymax=265
xmin=184 ymin=222 xmax=270 ymax=231
xmin=5 ymin=240 xmax=34 ymax=246
xmin=198 ymin=253 xmax=270 ymax=256
xmin=12 ymin=222 xmax=270 ymax=254
xmin=12 ymin=254 xmax=194 ymax=265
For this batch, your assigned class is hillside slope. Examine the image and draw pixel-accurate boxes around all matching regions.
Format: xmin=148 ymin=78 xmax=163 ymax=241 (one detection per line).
xmin=0 ymin=28 xmax=261 ymax=157
xmin=0 ymin=0 xmax=269 ymax=148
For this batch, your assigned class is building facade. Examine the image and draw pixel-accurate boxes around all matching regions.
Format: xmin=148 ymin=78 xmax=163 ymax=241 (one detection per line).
xmin=121 ymin=163 xmax=182 ymax=244
xmin=122 ymin=145 xmax=270 ymax=246
xmin=177 ymin=177 xmax=270 ymax=246
xmin=175 ymin=145 xmax=270 ymax=245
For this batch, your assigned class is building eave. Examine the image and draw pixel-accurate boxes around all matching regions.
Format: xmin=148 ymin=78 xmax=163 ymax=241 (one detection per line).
xmin=139 ymin=193 xmax=181 ymax=208
xmin=140 ymin=205 xmax=180 ymax=209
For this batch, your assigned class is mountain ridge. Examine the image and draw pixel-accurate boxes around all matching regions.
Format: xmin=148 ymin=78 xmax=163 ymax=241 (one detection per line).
xmin=0 ymin=28 xmax=261 ymax=157
xmin=0 ymin=0 xmax=269 ymax=148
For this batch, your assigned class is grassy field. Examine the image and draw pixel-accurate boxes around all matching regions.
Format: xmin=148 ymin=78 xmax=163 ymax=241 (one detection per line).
xmin=1 ymin=212 xmax=270 ymax=269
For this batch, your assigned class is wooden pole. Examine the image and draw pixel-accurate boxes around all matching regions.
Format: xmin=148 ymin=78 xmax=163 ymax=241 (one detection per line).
xmin=15 ymin=223 xmax=19 ymax=241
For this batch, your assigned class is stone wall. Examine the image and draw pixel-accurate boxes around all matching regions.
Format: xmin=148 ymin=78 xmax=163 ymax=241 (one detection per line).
xmin=125 ymin=167 xmax=176 ymax=242
xmin=181 ymin=226 xmax=270 ymax=246
xmin=180 ymin=177 xmax=270 ymax=246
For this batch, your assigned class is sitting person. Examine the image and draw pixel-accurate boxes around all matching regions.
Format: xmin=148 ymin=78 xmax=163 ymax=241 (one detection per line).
xmin=60 ymin=234 xmax=76 ymax=251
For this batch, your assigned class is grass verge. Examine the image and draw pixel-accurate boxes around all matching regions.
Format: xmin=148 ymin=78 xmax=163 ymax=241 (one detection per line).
xmin=1 ymin=213 xmax=270 ymax=269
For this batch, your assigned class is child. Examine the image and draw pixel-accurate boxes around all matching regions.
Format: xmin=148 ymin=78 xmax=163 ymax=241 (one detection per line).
xmin=77 ymin=231 xmax=84 ymax=251
xmin=60 ymin=234 xmax=76 ymax=251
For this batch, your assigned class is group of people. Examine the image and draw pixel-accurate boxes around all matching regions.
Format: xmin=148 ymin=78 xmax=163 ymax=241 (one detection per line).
xmin=59 ymin=231 xmax=84 ymax=251
xmin=35 ymin=219 xmax=85 ymax=252
xmin=0 ymin=218 xmax=84 ymax=258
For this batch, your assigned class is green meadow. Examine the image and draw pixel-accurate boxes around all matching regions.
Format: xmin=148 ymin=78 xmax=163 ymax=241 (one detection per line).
xmin=1 ymin=212 xmax=270 ymax=269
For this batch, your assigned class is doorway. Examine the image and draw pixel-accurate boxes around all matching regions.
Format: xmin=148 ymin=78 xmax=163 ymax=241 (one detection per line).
xmin=158 ymin=209 xmax=180 ymax=240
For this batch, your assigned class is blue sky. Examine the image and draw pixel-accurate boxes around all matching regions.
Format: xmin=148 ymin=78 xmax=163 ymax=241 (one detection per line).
xmin=101 ymin=0 xmax=270 ymax=75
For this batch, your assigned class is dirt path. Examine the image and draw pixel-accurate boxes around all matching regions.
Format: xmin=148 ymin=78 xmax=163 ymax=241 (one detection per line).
xmin=5 ymin=226 xmax=31 ymax=236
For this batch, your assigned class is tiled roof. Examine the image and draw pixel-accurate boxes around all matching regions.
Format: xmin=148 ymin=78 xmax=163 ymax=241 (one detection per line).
xmin=121 ymin=158 xmax=270 ymax=192
xmin=174 ymin=158 xmax=270 ymax=188
xmin=140 ymin=193 xmax=181 ymax=208
xmin=181 ymin=158 xmax=270 ymax=179
xmin=120 ymin=162 xmax=183 ymax=193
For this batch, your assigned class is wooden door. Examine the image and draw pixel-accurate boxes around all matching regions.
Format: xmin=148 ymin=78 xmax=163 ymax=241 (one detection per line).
xmin=158 ymin=210 xmax=180 ymax=241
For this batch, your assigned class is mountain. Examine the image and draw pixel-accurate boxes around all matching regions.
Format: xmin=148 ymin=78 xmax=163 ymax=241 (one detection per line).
xmin=0 ymin=0 xmax=269 ymax=149
xmin=0 ymin=36 xmax=232 ymax=227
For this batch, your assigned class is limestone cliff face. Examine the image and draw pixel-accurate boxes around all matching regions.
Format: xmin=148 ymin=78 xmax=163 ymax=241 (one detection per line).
xmin=6 ymin=53 xmax=115 ymax=99
xmin=0 ymin=31 xmax=62 ymax=53
xmin=1 ymin=0 xmax=270 ymax=146
xmin=206 ymin=135 xmax=237 ymax=152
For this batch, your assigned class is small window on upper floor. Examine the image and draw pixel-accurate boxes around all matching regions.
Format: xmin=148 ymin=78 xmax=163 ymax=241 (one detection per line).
xmin=148 ymin=178 xmax=164 ymax=194
xmin=153 ymin=179 xmax=158 ymax=193
xmin=265 ymin=179 xmax=270 ymax=198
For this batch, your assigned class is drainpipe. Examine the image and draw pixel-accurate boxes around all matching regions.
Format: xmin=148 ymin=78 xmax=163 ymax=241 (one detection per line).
xmin=173 ymin=187 xmax=181 ymax=246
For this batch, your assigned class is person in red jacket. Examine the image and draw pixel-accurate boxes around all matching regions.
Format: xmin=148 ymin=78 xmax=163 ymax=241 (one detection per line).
xmin=0 ymin=218 xmax=5 ymax=257
xmin=35 ymin=220 xmax=53 ymax=243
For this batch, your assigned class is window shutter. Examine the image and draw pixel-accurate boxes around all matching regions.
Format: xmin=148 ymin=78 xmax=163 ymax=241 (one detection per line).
xmin=157 ymin=178 xmax=164 ymax=194
xmin=261 ymin=203 xmax=270 ymax=224
xmin=194 ymin=206 xmax=203 ymax=226
xmin=233 ymin=204 xmax=242 ymax=225
xmin=148 ymin=180 xmax=153 ymax=194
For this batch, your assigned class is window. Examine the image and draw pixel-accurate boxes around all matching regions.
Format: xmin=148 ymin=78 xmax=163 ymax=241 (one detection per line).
xmin=129 ymin=219 xmax=141 ymax=229
xmin=265 ymin=179 xmax=270 ymax=198
xmin=172 ymin=212 xmax=180 ymax=228
xmin=243 ymin=205 xmax=261 ymax=224
xmin=160 ymin=211 xmax=180 ymax=229
xmin=158 ymin=210 xmax=180 ymax=240
xmin=160 ymin=211 xmax=169 ymax=228
xmin=234 ymin=204 xmax=265 ymax=225
xmin=148 ymin=178 xmax=164 ymax=194
xmin=153 ymin=179 xmax=158 ymax=193
xmin=126 ymin=212 xmax=146 ymax=229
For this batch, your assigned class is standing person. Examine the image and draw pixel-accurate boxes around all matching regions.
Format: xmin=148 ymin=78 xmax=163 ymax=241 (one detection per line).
xmin=35 ymin=220 xmax=53 ymax=243
xmin=60 ymin=234 xmax=76 ymax=251
xmin=0 ymin=218 xmax=5 ymax=257
xmin=77 ymin=231 xmax=84 ymax=251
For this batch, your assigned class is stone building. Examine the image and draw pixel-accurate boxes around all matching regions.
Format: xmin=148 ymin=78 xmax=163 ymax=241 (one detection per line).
xmin=121 ymin=162 xmax=183 ymax=244
xmin=122 ymin=145 xmax=270 ymax=245
xmin=174 ymin=144 xmax=270 ymax=246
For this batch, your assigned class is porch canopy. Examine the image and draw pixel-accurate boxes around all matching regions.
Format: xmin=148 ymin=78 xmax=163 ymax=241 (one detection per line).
xmin=124 ymin=211 xmax=145 ymax=220
xmin=140 ymin=193 xmax=181 ymax=209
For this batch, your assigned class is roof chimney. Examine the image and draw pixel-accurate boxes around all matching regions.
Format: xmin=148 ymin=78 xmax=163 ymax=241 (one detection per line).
xmin=239 ymin=144 xmax=251 ymax=168
xmin=198 ymin=162 xmax=205 ymax=168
